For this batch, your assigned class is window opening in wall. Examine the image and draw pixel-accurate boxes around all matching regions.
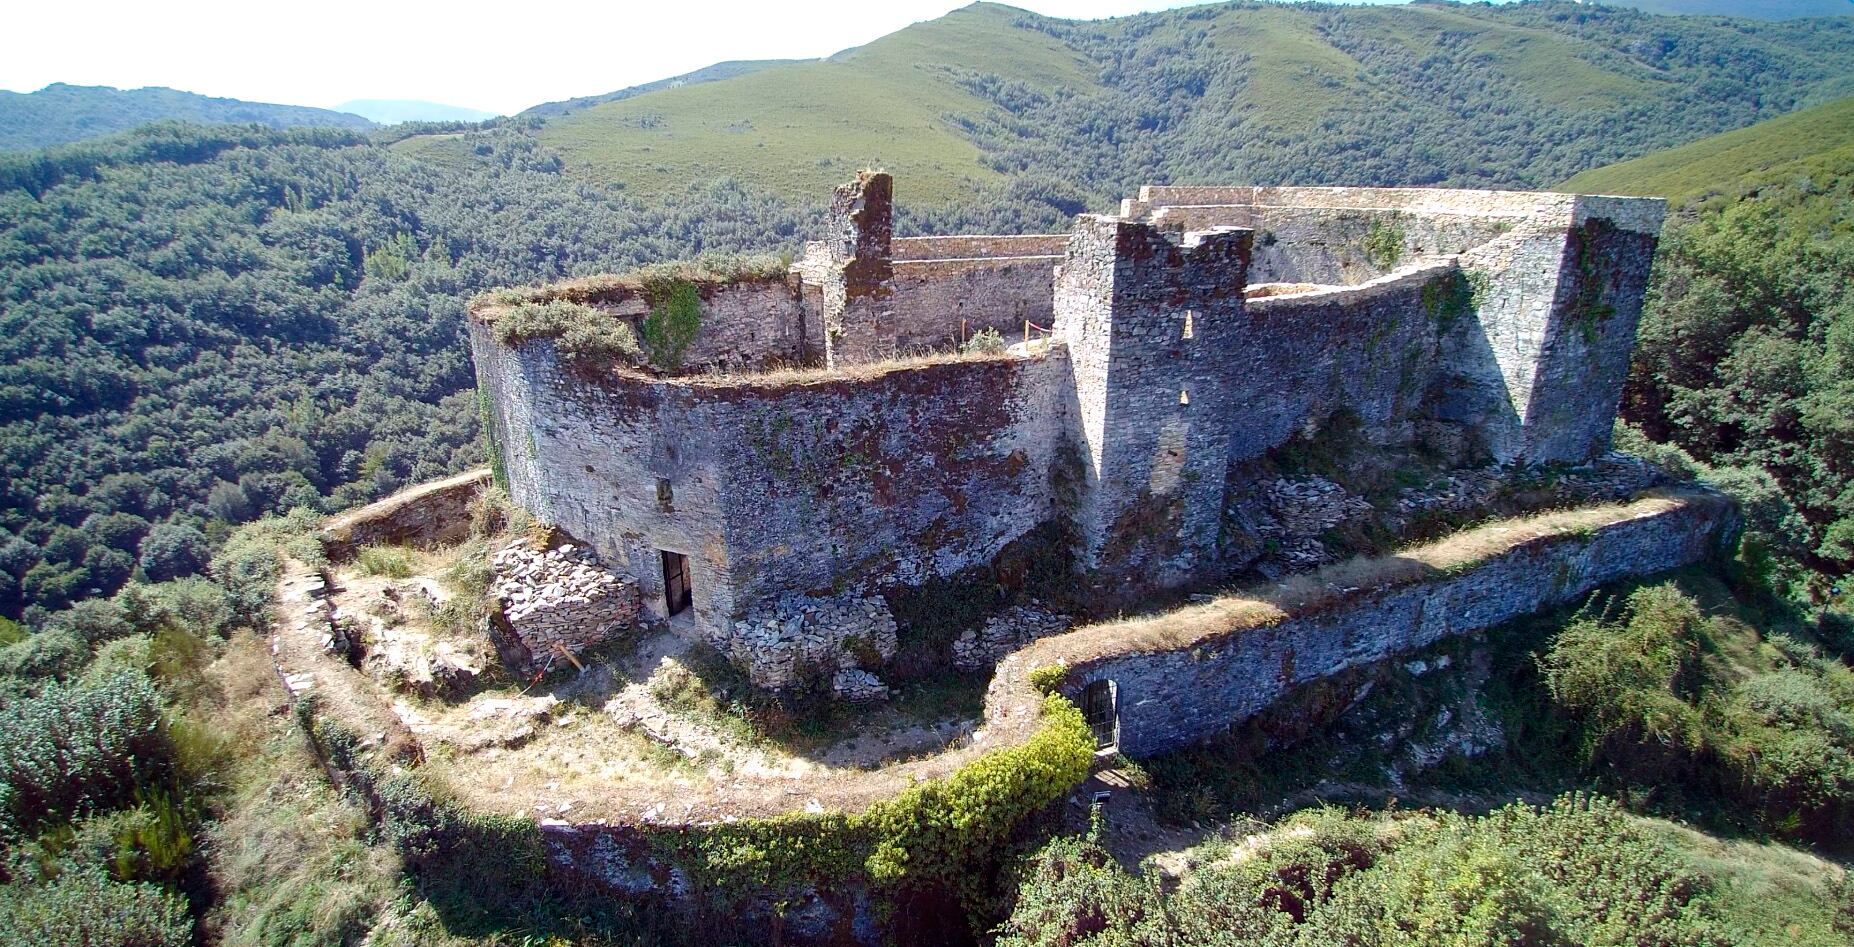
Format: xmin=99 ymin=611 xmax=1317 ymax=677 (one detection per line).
xmin=656 ymin=478 xmax=674 ymax=512
xmin=1083 ymin=678 xmax=1118 ymax=750
xmin=660 ymin=551 xmax=692 ymax=617
xmin=1182 ymin=309 xmax=1195 ymax=340
xmin=1179 ymin=389 xmax=1190 ymax=406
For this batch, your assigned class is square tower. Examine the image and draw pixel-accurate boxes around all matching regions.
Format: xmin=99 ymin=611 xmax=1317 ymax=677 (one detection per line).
xmin=1054 ymin=215 xmax=1253 ymax=595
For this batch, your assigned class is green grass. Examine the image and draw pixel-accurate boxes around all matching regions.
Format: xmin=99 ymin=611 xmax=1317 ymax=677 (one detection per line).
xmin=536 ymin=3 xmax=1089 ymax=204
xmin=1561 ymin=95 xmax=1854 ymax=203
xmin=1647 ymin=819 xmax=1850 ymax=947
xmin=355 ymin=545 xmax=416 ymax=579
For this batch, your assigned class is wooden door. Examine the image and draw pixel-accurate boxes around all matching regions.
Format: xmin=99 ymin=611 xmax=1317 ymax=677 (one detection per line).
xmin=661 ymin=551 xmax=692 ymax=616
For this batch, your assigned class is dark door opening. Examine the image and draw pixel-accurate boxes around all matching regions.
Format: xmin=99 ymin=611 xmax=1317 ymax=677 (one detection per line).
xmin=660 ymin=551 xmax=692 ymax=617
xmin=1083 ymin=679 xmax=1118 ymax=750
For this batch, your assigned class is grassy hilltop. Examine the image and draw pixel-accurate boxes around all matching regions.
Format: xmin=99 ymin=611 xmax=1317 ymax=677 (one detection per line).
xmin=1563 ymin=94 xmax=1854 ymax=204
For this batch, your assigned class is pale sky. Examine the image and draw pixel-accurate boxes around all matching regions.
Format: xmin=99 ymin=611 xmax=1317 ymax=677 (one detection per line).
xmin=1 ymin=0 xmax=1416 ymax=116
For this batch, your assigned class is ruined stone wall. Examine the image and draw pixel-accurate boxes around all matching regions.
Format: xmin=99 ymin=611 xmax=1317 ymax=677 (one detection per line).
xmin=891 ymin=235 xmax=1069 ymax=260
xmin=586 ymin=281 xmax=806 ymax=374
xmin=1231 ymin=262 xmax=1458 ymax=463
xmin=471 ymin=316 xmax=1073 ymax=644
xmin=881 ymin=258 xmax=1058 ymax=353
xmin=320 ymin=469 xmax=491 ymax=561
xmin=698 ymin=352 xmax=1071 ymax=613
xmin=469 ymin=322 xmax=741 ymax=632
xmin=1133 ymin=186 xmax=1666 ymax=465
xmin=1053 ymin=491 xmax=1733 ymax=757
xmin=818 ymin=173 xmax=894 ymax=367
xmin=1147 ymin=204 xmax=1515 ymax=286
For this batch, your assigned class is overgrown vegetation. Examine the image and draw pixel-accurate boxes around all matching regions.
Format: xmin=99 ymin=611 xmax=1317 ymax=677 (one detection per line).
xmin=1000 ymin=795 xmax=1735 ymax=947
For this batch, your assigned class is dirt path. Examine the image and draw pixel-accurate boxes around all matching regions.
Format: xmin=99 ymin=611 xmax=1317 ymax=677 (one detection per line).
xmin=269 ymin=556 xmax=1023 ymax=826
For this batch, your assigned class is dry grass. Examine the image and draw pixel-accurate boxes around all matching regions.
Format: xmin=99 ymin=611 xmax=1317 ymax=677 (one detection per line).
xmin=679 ymin=345 xmax=1028 ymax=389
xmin=468 ymin=254 xmax=790 ymax=321
xmin=1021 ymin=490 xmax=1717 ymax=669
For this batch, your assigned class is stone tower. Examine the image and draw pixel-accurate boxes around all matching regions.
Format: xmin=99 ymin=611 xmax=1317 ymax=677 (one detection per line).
xmin=1054 ymin=215 xmax=1253 ymax=595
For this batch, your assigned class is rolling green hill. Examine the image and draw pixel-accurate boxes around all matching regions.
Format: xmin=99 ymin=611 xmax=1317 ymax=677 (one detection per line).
xmin=1561 ymin=94 xmax=1854 ymax=203
xmin=493 ymin=1 xmax=1854 ymax=205
xmin=0 ymin=83 xmax=373 ymax=152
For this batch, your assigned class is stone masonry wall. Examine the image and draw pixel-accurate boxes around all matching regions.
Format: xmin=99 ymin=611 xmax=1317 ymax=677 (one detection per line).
xmin=582 ymin=281 xmax=806 ymax=374
xmin=1059 ymin=491 xmax=1733 ymax=757
xmin=491 ymin=538 xmax=642 ymax=666
xmin=1146 ymin=204 xmax=1515 ymax=286
xmin=320 ymin=469 xmax=492 ymax=561
xmin=471 ymin=319 xmax=1072 ymax=645
xmin=1055 ymin=215 xmax=1252 ymax=593
xmin=891 ymin=234 xmax=1070 ymax=260
xmin=1233 ymin=262 xmax=1459 ymax=463
xmin=698 ymin=352 xmax=1071 ymax=614
xmin=882 ymin=258 xmax=1058 ymax=353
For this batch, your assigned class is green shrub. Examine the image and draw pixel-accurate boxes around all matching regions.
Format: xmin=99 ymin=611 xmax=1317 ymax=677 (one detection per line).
xmin=0 ymin=630 xmax=87 ymax=681
xmin=640 ymin=278 xmax=702 ymax=370
xmin=0 ymin=864 xmax=191 ymax=947
xmin=1027 ymin=663 xmax=1068 ymax=696
xmin=493 ymin=299 xmax=646 ymax=370
xmin=962 ymin=327 xmax=1006 ymax=355
xmin=0 ymin=670 xmax=171 ymax=840
xmin=211 ymin=511 xmax=326 ymax=632
xmin=1002 ymin=794 xmax=1726 ymax=946
xmin=1539 ymin=583 xmax=1706 ymax=766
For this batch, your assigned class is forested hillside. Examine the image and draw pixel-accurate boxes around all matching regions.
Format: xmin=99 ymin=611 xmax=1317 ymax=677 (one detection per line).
xmin=517 ymin=1 xmax=1854 ymax=203
xmin=1565 ymin=98 xmax=1854 ymax=591
xmin=0 ymin=84 xmax=373 ymax=152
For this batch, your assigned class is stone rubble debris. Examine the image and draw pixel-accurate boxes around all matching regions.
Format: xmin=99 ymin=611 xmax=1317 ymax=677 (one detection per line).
xmin=491 ymin=538 xmax=642 ymax=665
xmin=952 ymin=603 xmax=1073 ymax=671
xmin=718 ymin=594 xmax=898 ymax=696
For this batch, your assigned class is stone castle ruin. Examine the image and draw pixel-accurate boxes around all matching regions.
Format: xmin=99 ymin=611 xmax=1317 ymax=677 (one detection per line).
xmin=468 ymin=172 xmax=1666 ymax=694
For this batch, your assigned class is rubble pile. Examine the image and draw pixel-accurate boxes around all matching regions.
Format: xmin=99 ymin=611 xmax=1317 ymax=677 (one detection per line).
xmin=952 ymin=604 xmax=1073 ymax=670
xmin=719 ymin=595 xmax=898 ymax=697
xmin=492 ymin=539 xmax=642 ymax=664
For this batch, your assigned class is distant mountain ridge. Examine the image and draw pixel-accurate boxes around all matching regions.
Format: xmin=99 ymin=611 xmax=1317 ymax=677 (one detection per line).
xmin=481 ymin=1 xmax=1854 ymax=204
xmin=335 ymin=99 xmax=499 ymax=124
xmin=0 ymin=83 xmax=372 ymax=152
xmin=1588 ymin=0 xmax=1854 ymax=19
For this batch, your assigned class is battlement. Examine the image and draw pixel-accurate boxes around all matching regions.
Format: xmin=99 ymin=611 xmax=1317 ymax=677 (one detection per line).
xmin=468 ymin=173 xmax=1667 ymax=691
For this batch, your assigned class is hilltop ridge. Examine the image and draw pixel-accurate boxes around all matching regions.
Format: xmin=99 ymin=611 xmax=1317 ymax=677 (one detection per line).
xmin=0 ymin=82 xmax=373 ymax=151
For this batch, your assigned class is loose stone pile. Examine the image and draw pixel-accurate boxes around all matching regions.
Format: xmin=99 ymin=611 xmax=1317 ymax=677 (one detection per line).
xmin=952 ymin=604 xmax=1073 ymax=671
xmin=491 ymin=539 xmax=642 ymax=664
xmin=718 ymin=594 xmax=898 ymax=696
